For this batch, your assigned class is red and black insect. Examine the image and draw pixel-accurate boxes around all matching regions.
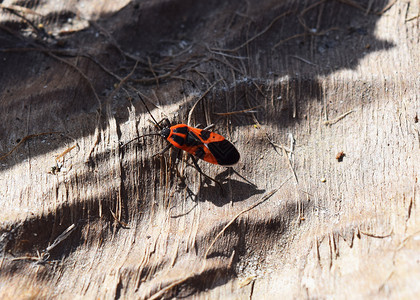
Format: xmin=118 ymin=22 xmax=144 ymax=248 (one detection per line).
xmin=161 ymin=124 xmax=240 ymax=166
xmin=123 ymin=94 xmax=240 ymax=167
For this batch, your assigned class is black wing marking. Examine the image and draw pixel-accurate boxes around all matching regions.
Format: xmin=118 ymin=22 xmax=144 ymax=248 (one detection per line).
xmin=207 ymin=140 xmax=240 ymax=166
xmin=194 ymin=146 xmax=206 ymax=159
xmin=199 ymin=130 xmax=211 ymax=140
xmin=185 ymin=131 xmax=203 ymax=147
xmin=171 ymin=134 xmax=185 ymax=146
xmin=173 ymin=126 xmax=188 ymax=134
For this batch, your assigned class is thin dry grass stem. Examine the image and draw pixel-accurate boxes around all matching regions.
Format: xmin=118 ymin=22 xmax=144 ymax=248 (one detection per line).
xmin=251 ymin=81 xmax=266 ymax=99
xmin=272 ymin=27 xmax=339 ymax=50
xmin=190 ymin=69 xmax=212 ymax=86
xmin=272 ymin=32 xmax=306 ymax=49
xmin=110 ymin=209 xmax=130 ymax=229
xmin=179 ymin=57 xmax=210 ymax=72
xmin=243 ymin=92 xmax=262 ymax=129
xmin=88 ymin=20 xmax=133 ymax=63
xmin=46 ymin=224 xmax=77 ymax=252
xmin=1 ymin=5 xmax=44 ymax=35
xmin=107 ymin=60 xmax=139 ymax=104
xmin=231 ymin=68 xmax=237 ymax=105
xmin=211 ymin=11 xmax=293 ymax=53
xmin=11 ymin=224 xmax=76 ymax=264
xmin=284 ymin=142 xmax=298 ymax=184
xmin=187 ymin=80 xmax=221 ymax=126
xmin=365 ymin=0 xmax=374 ymax=15
xmin=265 ymin=134 xmax=291 ymax=154
xmin=150 ymin=57 xmax=189 ymax=71
xmin=87 ymin=126 xmax=101 ymax=163
xmin=237 ymin=46 xmax=248 ymax=75
xmin=204 ymin=177 xmax=291 ymax=259
xmin=238 ymin=275 xmax=257 ymax=288
xmin=300 ymin=0 xmax=326 ymax=16
xmin=131 ymin=56 xmax=194 ymax=84
xmin=378 ymin=271 xmax=396 ymax=294
xmin=406 ymin=14 xmax=420 ymax=22
xmin=266 ymin=133 xmax=298 ymax=184
xmin=297 ymin=14 xmax=311 ymax=33
xmin=149 ymin=276 xmax=192 ymax=300
xmin=208 ymin=56 xmax=244 ymax=75
xmin=324 ymin=110 xmax=354 ymax=126
xmin=170 ymin=44 xmax=195 ymax=58
xmin=360 ymin=229 xmax=393 ymax=239
xmin=214 ymin=105 xmax=262 ymax=116
xmin=147 ymin=56 xmax=160 ymax=87
xmin=312 ymin=1 xmax=325 ymax=57
xmin=167 ymin=75 xmax=194 ymax=84
xmin=84 ymin=53 xmax=124 ymax=80
xmin=289 ymin=55 xmax=318 ymax=66
xmin=55 ymin=144 xmax=78 ymax=161
xmin=46 ymin=51 xmax=102 ymax=109
xmin=0 ymin=4 xmax=43 ymax=16
xmin=395 ymin=230 xmax=420 ymax=253
xmin=120 ymin=50 xmax=149 ymax=64
xmin=206 ymin=45 xmax=247 ymax=60
xmin=149 ymin=53 xmax=202 ymax=71
xmin=11 ymin=252 xmax=49 ymax=263
xmin=336 ymin=0 xmax=366 ymax=11
xmin=131 ymin=71 xmax=171 ymax=83
xmin=213 ymin=67 xmax=229 ymax=97
xmin=0 ymin=132 xmax=62 ymax=161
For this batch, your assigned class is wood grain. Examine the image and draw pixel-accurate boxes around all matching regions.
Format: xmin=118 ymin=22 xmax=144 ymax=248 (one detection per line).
xmin=0 ymin=0 xmax=419 ymax=298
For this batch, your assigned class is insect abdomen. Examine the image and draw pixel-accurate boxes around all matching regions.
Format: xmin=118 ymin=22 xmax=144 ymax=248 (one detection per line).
xmin=207 ymin=139 xmax=240 ymax=165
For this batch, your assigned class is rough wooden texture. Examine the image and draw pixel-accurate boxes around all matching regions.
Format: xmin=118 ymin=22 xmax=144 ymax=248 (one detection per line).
xmin=0 ymin=0 xmax=419 ymax=298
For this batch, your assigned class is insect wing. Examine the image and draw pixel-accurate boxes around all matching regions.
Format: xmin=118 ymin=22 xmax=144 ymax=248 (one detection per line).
xmin=207 ymin=138 xmax=240 ymax=166
xmin=188 ymin=127 xmax=240 ymax=166
xmin=166 ymin=125 xmax=240 ymax=166
xmin=166 ymin=124 xmax=189 ymax=148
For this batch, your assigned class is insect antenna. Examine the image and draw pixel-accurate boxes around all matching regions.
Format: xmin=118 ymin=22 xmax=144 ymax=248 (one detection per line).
xmin=137 ymin=93 xmax=162 ymax=130
xmin=121 ymin=133 xmax=161 ymax=148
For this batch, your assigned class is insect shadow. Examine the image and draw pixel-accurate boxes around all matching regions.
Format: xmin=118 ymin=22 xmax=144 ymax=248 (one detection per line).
xmin=170 ymin=168 xmax=265 ymax=218
xmin=195 ymin=168 xmax=265 ymax=207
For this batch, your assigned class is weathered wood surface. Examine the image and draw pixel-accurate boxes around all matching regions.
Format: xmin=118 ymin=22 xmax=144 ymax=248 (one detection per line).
xmin=0 ymin=0 xmax=419 ymax=298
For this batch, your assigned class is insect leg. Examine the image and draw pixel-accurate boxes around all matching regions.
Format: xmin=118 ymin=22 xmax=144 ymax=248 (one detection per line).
xmin=203 ymin=124 xmax=215 ymax=130
xmin=189 ymin=155 xmax=224 ymax=194
xmin=158 ymin=118 xmax=171 ymax=127
xmin=152 ymin=143 xmax=172 ymax=157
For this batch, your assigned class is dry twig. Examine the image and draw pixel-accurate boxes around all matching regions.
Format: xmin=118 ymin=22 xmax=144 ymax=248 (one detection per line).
xmin=55 ymin=144 xmax=78 ymax=161
xmin=324 ymin=110 xmax=354 ymax=126
xmin=360 ymin=229 xmax=393 ymax=239
xmin=0 ymin=4 xmax=43 ymax=16
xmin=214 ymin=105 xmax=262 ymax=116
xmin=0 ymin=132 xmax=61 ymax=161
